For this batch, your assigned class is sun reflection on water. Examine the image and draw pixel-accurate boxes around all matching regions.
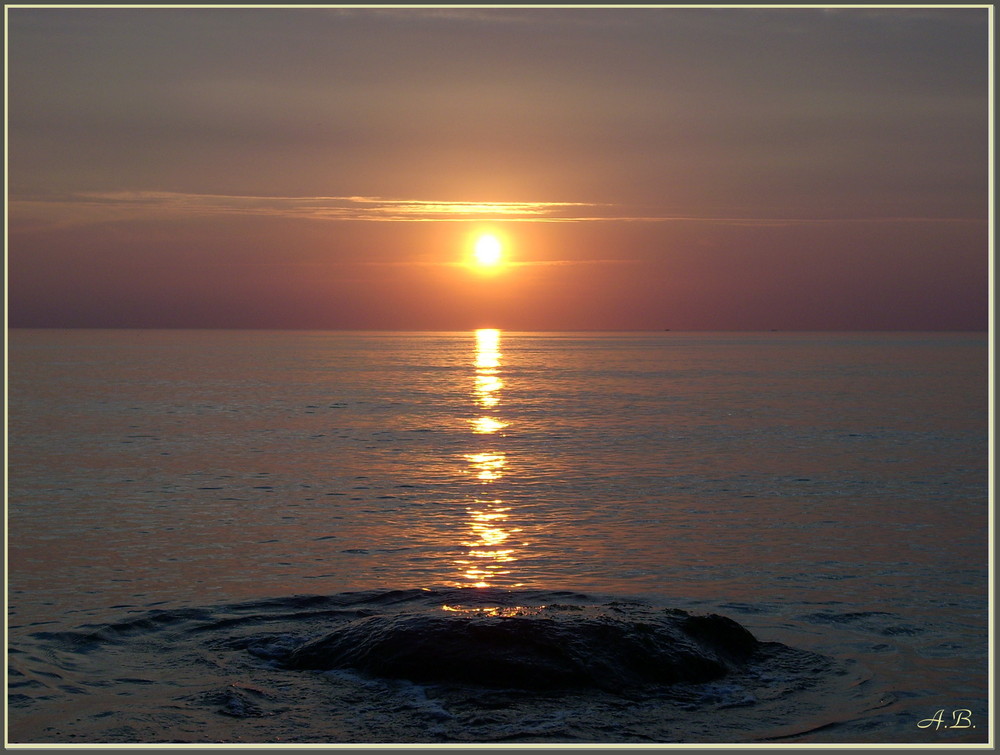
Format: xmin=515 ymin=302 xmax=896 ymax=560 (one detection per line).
xmin=464 ymin=452 xmax=506 ymax=481
xmin=471 ymin=416 xmax=508 ymax=434
xmin=473 ymin=328 xmax=503 ymax=410
xmin=453 ymin=498 xmax=521 ymax=587
xmin=440 ymin=604 xmax=546 ymax=617
xmin=451 ymin=329 xmax=526 ymax=589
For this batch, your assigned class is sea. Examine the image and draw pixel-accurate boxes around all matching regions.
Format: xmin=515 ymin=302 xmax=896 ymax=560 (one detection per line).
xmin=5 ymin=329 xmax=991 ymax=746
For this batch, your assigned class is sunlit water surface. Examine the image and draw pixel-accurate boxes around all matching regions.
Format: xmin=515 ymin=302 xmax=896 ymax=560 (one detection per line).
xmin=7 ymin=330 xmax=990 ymax=744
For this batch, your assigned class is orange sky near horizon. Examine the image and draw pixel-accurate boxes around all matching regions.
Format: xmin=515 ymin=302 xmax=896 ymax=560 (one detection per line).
xmin=6 ymin=7 xmax=991 ymax=331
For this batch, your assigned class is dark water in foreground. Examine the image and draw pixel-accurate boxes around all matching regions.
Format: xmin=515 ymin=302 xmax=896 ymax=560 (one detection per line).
xmin=11 ymin=588 xmax=877 ymax=744
xmin=6 ymin=330 xmax=990 ymax=744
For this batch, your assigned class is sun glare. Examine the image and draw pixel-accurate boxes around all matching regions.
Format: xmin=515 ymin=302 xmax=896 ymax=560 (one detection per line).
xmin=473 ymin=234 xmax=503 ymax=267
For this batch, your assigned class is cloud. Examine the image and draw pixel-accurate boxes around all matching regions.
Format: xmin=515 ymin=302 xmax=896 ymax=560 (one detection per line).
xmin=9 ymin=190 xmax=985 ymax=231
xmin=11 ymin=191 xmax=607 ymax=226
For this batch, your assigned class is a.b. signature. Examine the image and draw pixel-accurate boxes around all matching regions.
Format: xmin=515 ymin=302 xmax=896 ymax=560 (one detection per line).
xmin=917 ymin=709 xmax=976 ymax=731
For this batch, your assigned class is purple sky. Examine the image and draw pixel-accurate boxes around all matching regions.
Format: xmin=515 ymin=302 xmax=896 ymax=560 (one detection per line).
xmin=7 ymin=6 xmax=991 ymax=330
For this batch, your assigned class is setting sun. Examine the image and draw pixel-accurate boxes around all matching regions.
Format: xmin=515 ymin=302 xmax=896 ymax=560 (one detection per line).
xmin=473 ymin=234 xmax=503 ymax=267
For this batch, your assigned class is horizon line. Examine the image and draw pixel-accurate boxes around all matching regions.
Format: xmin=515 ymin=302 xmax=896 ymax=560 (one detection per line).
xmin=6 ymin=326 xmax=990 ymax=334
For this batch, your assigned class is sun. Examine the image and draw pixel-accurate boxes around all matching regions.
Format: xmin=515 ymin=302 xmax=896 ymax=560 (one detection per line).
xmin=473 ymin=234 xmax=503 ymax=267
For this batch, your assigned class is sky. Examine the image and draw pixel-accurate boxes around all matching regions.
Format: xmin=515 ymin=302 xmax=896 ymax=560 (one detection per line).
xmin=6 ymin=5 xmax=992 ymax=331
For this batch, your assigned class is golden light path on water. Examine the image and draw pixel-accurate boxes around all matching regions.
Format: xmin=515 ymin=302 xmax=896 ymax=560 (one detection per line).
xmin=452 ymin=329 xmax=524 ymax=590
xmin=473 ymin=328 xmax=503 ymax=409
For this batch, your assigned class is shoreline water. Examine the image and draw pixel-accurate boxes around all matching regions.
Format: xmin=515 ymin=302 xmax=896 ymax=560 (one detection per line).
xmin=4 ymin=588 xmax=916 ymax=744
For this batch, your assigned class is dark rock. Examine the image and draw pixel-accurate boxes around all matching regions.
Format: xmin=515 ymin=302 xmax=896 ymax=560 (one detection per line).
xmin=284 ymin=607 xmax=760 ymax=693
xmin=680 ymin=614 xmax=759 ymax=662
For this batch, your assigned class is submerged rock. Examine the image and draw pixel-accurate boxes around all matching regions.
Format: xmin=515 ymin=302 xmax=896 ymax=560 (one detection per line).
xmin=284 ymin=607 xmax=759 ymax=692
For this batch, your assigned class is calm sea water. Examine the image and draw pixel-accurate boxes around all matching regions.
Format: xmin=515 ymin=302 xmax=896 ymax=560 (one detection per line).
xmin=6 ymin=329 xmax=991 ymax=745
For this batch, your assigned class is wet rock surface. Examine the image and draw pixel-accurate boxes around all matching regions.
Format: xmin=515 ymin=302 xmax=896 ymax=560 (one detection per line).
xmin=284 ymin=606 xmax=760 ymax=692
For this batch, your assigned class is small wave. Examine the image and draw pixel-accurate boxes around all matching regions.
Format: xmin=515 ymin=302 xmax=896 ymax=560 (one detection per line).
xmin=797 ymin=610 xmax=924 ymax=637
